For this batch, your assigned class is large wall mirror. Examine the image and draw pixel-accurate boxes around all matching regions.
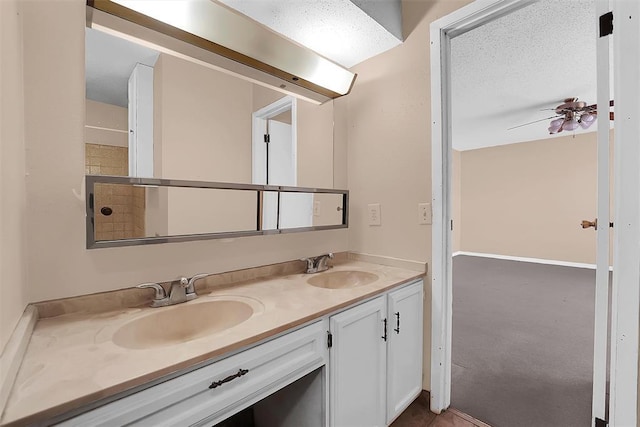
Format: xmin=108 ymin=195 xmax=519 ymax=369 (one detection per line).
xmin=85 ymin=176 xmax=348 ymax=249
xmin=84 ymin=22 xmax=345 ymax=247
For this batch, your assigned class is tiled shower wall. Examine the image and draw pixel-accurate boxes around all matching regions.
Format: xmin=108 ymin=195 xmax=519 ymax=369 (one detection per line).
xmin=85 ymin=143 xmax=145 ymax=240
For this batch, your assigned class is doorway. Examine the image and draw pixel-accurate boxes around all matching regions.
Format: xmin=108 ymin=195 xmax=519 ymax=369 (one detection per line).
xmin=430 ymin=0 xmax=640 ymax=425
xmin=450 ymin=128 xmax=607 ymax=425
xmin=252 ymin=96 xmax=313 ymax=229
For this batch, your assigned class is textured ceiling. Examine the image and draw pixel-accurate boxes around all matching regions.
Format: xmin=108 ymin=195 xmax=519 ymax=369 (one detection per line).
xmin=217 ymin=0 xmax=402 ymax=68
xmin=85 ymin=28 xmax=160 ymax=107
xmin=451 ymin=0 xmax=599 ymax=151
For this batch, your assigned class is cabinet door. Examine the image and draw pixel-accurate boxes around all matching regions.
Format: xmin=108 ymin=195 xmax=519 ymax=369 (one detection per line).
xmin=330 ymin=295 xmax=387 ymax=427
xmin=386 ymin=280 xmax=424 ymax=424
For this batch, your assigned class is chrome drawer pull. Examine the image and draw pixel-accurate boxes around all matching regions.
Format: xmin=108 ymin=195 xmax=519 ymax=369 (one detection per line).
xmin=209 ymin=369 xmax=249 ymax=389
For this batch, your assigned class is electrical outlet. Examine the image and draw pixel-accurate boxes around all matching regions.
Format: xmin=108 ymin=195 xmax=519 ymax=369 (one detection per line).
xmin=313 ymin=201 xmax=321 ymax=217
xmin=368 ymin=203 xmax=381 ymax=226
xmin=418 ymin=203 xmax=431 ymax=225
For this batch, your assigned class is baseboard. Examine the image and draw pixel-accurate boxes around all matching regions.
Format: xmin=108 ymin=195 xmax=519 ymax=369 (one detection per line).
xmin=0 ymin=305 xmax=38 ymax=417
xmin=348 ymin=252 xmax=427 ymax=272
xmin=452 ymin=251 xmax=613 ymax=271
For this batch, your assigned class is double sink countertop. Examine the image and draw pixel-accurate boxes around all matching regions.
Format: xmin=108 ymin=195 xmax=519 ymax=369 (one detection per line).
xmin=2 ymin=259 xmax=425 ymax=426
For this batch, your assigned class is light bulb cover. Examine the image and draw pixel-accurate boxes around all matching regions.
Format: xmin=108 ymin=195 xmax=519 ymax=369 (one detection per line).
xmin=562 ymin=119 xmax=579 ymax=131
xmin=579 ymin=120 xmax=595 ymax=129
xmin=550 ymin=117 xmax=565 ymax=128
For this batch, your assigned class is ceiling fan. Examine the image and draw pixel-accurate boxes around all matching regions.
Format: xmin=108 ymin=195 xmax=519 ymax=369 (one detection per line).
xmin=508 ymin=97 xmax=614 ymax=134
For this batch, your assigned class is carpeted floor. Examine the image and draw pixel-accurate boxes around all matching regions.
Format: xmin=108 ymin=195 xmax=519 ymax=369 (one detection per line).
xmin=452 ymin=256 xmax=596 ymax=427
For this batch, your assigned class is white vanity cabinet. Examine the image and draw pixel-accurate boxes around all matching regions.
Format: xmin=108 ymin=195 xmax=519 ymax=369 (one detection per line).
xmin=329 ymin=295 xmax=388 ymax=427
xmin=57 ymin=320 xmax=327 ymax=427
xmin=329 ymin=279 xmax=424 ymax=427
xmin=386 ymin=281 xmax=424 ymax=424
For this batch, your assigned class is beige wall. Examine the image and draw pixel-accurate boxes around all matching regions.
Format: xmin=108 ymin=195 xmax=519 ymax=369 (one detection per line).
xmin=343 ymin=0 xmax=473 ymax=390
xmin=456 ymin=131 xmax=613 ymax=265
xmin=452 ymin=149 xmax=462 ymax=252
xmin=21 ymin=0 xmax=347 ymax=305
xmin=155 ymin=53 xmax=253 ymax=183
xmin=0 ymin=0 xmax=28 ymax=353
xmin=166 ymin=188 xmax=256 ymax=235
xmin=85 ymin=99 xmax=127 ymax=147
xmin=297 ymin=100 xmax=334 ymax=188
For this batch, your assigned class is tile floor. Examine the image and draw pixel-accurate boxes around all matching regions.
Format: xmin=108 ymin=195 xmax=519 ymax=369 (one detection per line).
xmin=392 ymin=392 xmax=491 ymax=427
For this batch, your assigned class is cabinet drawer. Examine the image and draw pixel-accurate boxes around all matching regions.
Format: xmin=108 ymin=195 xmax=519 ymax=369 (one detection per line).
xmin=58 ymin=321 xmax=327 ymax=427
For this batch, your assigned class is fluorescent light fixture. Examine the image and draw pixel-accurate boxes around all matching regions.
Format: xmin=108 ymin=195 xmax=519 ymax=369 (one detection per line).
xmin=88 ymin=0 xmax=357 ymax=102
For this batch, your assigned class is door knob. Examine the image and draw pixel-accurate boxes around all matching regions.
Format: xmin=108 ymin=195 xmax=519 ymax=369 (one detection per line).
xmin=581 ymin=219 xmax=597 ymax=230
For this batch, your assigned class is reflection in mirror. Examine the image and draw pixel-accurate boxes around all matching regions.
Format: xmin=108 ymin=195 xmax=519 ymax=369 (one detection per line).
xmin=84 ymin=27 xmax=335 ymax=188
xmin=93 ymin=184 xmax=257 ymax=241
xmin=260 ymin=191 xmax=279 ymax=231
xmin=86 ymin=177 xmax=348 ymax=249
xmin=279 ymin=193 xmax=346 ymax=230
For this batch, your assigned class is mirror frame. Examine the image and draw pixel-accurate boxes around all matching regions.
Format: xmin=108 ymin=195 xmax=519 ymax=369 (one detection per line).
xmin=85 ymin=175 xmax=349 ymax=249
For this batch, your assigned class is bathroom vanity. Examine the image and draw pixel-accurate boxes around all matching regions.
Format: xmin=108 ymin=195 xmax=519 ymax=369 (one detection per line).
xmin=1 ymin=260 xmax=424 ymax=427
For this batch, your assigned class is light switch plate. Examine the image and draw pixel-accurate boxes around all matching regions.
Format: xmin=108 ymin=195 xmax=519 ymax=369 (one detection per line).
xmin=418 ymin=203 xmax=431 ymax=225
xmin=368 ymin=203 xmax=381 ymax=226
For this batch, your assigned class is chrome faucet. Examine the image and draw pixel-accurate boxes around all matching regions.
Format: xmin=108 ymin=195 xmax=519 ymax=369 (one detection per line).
xmin=301 ymin=253 xmax=334 ymax=274
xmin=137 ymin=273 xmax=209 ymax=307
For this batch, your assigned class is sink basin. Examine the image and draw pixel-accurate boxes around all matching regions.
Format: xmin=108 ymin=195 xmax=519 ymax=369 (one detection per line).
xmin=307 ymin=270 xmax=379 ymax=289
xmin=113 ymin=300 xmax=254 ymax=349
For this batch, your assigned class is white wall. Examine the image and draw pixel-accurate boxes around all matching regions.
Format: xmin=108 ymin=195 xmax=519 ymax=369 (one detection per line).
xmin=21 ymin=0 xmax=347 ymax=304
xmin=0 ymin=0 xmax=28 ymax=353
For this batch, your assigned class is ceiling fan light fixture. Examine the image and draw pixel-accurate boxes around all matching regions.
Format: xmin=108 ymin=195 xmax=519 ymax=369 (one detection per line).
xmin=562 ymin=118 xmax=579 ymax=131
xmin=579 ymin=115 xmax=596 ymax=129
xmin=550 ymin=118 xmax=565 ymax=128
xmin=548 ymin=125 xmax=561 ymax=134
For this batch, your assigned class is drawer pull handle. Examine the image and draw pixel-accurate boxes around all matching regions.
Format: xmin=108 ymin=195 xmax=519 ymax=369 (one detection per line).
xmin=209 ymin=369 xmax=249 ymax=389
xmin=382 ymin=318 xmax=388 ymax=341
xmin=394 ymin=312 xmax=400 ymax=334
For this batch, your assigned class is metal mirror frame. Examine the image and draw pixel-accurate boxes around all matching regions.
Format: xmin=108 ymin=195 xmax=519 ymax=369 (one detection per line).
xmin=85 ymin=175 xmax=349 ymax=249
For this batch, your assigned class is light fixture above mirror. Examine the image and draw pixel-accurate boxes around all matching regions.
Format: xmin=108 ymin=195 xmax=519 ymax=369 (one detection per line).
xmin=86 ymin=0 xmax=357 ymax=104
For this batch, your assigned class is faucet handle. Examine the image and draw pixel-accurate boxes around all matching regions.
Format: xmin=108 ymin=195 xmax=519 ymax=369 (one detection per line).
xmin=137 ymin=283 xmax=166 ymax=300
xmin=300 ymin=257 xmax=314 ymax=270
xmin=187 ymin=273 xmax=210 ymax=293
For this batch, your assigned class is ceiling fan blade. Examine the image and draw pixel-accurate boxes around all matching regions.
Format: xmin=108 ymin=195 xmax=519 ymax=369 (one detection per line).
xmin=507 ymin=115 xmax=559 ymax=130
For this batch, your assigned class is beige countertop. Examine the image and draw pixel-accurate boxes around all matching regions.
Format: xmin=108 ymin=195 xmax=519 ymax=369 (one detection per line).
xmin=2 ymin=260 xmax=424 ymax=426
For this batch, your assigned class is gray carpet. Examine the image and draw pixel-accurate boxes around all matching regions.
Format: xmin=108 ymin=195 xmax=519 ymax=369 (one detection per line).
xmin=452 ymin=256 xmax=596 ymax=427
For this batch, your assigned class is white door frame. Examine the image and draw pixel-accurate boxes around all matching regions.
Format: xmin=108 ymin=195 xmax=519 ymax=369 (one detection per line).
xmin=251 ymin=96 xmax=298 ymax=185
xmin=609 ymin=1 xmax=640 ymax=425
xmin=592 ymin=0 xmax=611 ymax=423
xmin=430 ymin=0 xmax=640 ymax=423
xmin=429 ymin=0 xmax=536 ymax=413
